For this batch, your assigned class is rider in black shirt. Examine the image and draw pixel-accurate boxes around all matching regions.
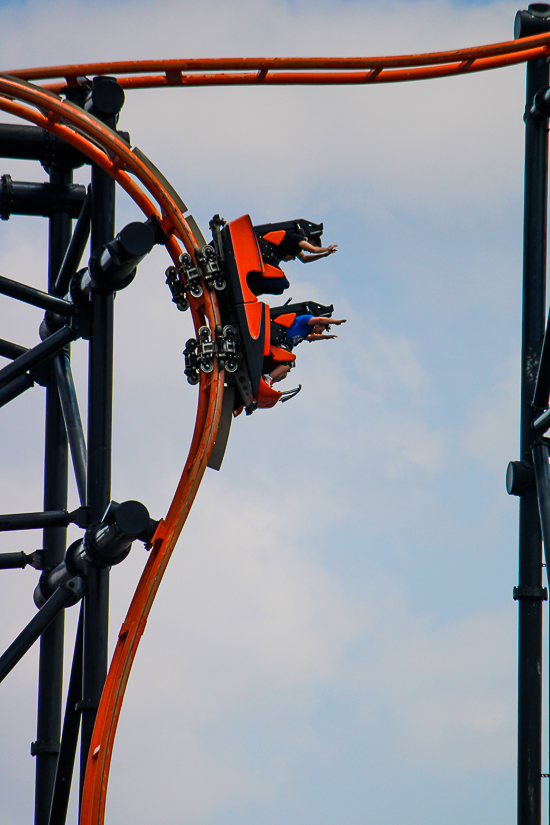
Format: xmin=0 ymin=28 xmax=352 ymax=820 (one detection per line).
xmin=250 ymin=221 xmax=337 ymax=296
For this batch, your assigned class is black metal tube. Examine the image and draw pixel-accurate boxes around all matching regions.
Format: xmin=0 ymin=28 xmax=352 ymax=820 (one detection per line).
xmin=54 ymin=188 xmax=91 ymax=297
xmin=0 ymin=510 xmax=71 ymax=532
xmin=0 ymin=319 xmax=45 ymax=408
xmin=0 ymin=124 xmax=128 ymax=169
xmin=0 ymin=372 xmax=34 ymax=408
xmin=48 ymin=609 xmax=83 ymax=825
xmin=0 ymin=178 xmax=86 ymax=219
xmin=0 ymin=337 xmax=27 ymax=361
xmin=87 ymin=220 xmax=156 ymax=293
xmin=80 ymin=88 xmax=121 ymax=789
xmin=533 ymin=306 xmax=550 ymax=410
xmin=53 ymin=353 xmax=87 ymax=506
xmin=0 ymin=326 xmax=75 ymax=391
xmin=0 ymin=586 xmax=73 ymax=685
xmin=0 ymin=551 xmax=29 ymax=569
xmin=0 ymin=275 xmax=74 ymax=316
xmin=533 ymin=442 xmax=550 ymax=567
xmin=516 ymin=37 xmax=550 ymax=825
xmin=34 ymin=166 xmax=72 ymax=825
xmin=0 ymin=124 xmax=87 ymax=167
xmin=533 ymin=408 xmax=550 ymax=433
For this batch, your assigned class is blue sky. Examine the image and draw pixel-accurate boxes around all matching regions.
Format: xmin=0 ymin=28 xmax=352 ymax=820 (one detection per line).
xmin=0 ymin=2 xmax=540 ymax=824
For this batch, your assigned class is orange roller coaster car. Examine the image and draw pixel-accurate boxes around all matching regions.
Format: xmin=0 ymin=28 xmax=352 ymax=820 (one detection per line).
xmin=175 ymin=214 xmax=302 ymax=416
xmin=166 ymin=214 xmax=314 ymax=469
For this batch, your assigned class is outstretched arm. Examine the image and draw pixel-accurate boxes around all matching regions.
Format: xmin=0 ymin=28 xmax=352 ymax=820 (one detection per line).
xmin=306 ymin=333 xmax=338 ymax=342
xmin=297 ymin=241 xmax=338 ymax=263
xmin=307 ymin=317 xmax=347 ymax=327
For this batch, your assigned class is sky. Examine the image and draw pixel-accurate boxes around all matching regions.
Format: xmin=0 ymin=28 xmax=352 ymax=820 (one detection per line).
xmin=0 ymin=1 xmax=541 ymax=824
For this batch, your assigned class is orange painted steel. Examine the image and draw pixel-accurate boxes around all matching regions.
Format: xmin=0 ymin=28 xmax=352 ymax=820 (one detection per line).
xmin=39 ymin=47 xmax=550 ymax=93
xmin=5 ymin=30 xmax=550 ymax=93
xmin=0 ymin=74 xmax=224 ymax=825
xmin=80 ymin=302 xmax=223 ymax=825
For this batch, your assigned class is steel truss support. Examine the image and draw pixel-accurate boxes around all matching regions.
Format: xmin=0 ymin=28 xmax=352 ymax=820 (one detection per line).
xmin=0 ymin=60 xmax=178 ymax=825
xmin=0 ymin=584 xmax=77 ymax=686
xmin=0 ymin=74 xmax=134 ymax=823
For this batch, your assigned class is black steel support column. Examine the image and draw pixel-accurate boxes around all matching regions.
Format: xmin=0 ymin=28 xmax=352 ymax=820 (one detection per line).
xmin=49 ymin=608 xmax=84 ymax=825
xmin=34 ymin=165 xmax=72 ymax=825
xmin=80 ymin=80 xmax=123 ymax=793
xmin=515 ymin=7 xmax=550 ymax=821
xmin=79 ymin=175 xmax=113 ymax=794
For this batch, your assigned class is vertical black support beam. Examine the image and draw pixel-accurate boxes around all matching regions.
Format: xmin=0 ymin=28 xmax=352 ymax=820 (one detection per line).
xmin=48 ymin=608 xmax=83 ymax=825
xmin=34 ymin=165 xmax=72 ymax=825
xmin=80 ymin=77 xmax=124 ymax=795
xmin=518 ymin=61 xmax=547 ymax=825
xmin=515 ymin=7 xmax=550 ymax=823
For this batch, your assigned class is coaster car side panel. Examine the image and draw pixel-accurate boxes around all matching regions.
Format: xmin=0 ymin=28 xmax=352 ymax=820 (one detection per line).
xmin=223 ymin=214 xmax=263 ymax=305
xmin=220 ymin=215 xmax=271 ymax=402
xmin=233 ymin=303 xmax=268 ymax=396
xmin=243 ymin=300 xmax=264 ymax=340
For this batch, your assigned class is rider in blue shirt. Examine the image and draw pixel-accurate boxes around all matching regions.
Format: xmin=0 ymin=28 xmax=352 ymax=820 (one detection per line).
xmin=264 ymin=314 xmax=347 ymax=385
xmin=286 ymin=314 xmax=347 ymax=346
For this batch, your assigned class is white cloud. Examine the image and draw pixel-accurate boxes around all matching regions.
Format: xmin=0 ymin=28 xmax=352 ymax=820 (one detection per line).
xmin=462 ymin=354 xmax=520 ymax=472
xmin=363 ymin=601 xmax=517 ymax=773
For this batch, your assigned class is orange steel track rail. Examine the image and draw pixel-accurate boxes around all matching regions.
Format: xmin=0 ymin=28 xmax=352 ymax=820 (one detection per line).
xmin=0 ymin=75 xmax=224 ymax=824
xmin=5 ymin=30 xmax=550 ymax=92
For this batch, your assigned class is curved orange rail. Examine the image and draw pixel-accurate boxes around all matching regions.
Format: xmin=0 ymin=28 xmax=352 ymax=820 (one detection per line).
xmin=5 ymin=29 xmax=550 ymax=92
xmin=0 ymin=75 xmax=224 ymax=824
xmin=80 ymin=299 xmax=223 ymax=824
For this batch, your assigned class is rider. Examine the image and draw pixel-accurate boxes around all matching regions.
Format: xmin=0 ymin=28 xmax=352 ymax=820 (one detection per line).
xmin=264 ymin=315 xmax=347 ymax=385
xmin=286 ymin=314 xmax=347 ymax=346
xmin=249 ymin=219 xmax=338 ymax=296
